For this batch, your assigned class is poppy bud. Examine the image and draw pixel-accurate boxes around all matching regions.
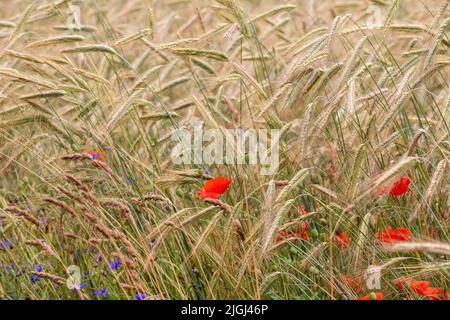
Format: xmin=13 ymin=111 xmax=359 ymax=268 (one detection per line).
xmin=309 ymin=266 xmax=320 ymax=274
xmin=176 ymin=189 xmax=183 ymax=197
xmin=310 ymin=229 xmax=319 ymax=238
xmin=187 ymin=192 xmax=195 ymax=201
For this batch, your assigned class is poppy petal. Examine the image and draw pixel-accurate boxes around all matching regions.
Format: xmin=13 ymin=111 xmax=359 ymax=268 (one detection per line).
xmin=197 ymin=177 xmax=232 ymax=199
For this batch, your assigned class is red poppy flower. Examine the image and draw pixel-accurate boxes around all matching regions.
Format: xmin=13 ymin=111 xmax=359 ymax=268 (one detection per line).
xmin=420 ymin=287 xmax=445 ymax=300
xmin=395 ymin=278 xmax=447 ymax=300
xmin=196 ymin=177 xmax=232 ymax=199
xmin=294 ymin=222 xmax=308 ymax=240
xmin=392 ymin=227 xmax=410 ymax=240
xmin=395 ymin=278 xmax=429 ymax=291
xmin=376 ymin=226 xmax=411 ymax=243
xmin=356 ymin=292 xmax=384 ymax=300
xmin=276 ymin=230 xmax=287 ymax=242
xmin=291 ymin=205 xmax=308 ymax=218
xmin=298 ymin=205 xmax=307 ymax=216
xmin=277 ymin=223 xmax=308 ymax=242
xmin=432 ymin=226 xmax=438 ymax=238
xmin=277 ymin=229 xmax=295 ymax=242
xmin=336 ymin=231 xmax=351 ymax=249
xmin=86 ymin=149 xmax=105 ymax=161
xmin=389 ymin=176 xmax=411 ymax=196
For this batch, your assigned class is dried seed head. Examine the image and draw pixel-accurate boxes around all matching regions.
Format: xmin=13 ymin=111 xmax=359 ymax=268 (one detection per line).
xmin=25 ymin=239 xmax=57 ymax=257
xmin=5 ymin=206 xmax=41 ymax=226
xmin=234 ymin=219 xmax=245 ymax=242
xmin=203 ymin=198 xmax=232 ymax=215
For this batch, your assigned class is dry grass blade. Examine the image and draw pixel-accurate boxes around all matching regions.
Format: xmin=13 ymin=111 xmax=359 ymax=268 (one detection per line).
xmin=171 ymin=48 xmax=229 ymax=61
xmin=189 ymin=213 xmax=222 ymax=258
xmin=114 ymin=29 xmax=152 ymax=46
xmin=409 ymin=159 xmax=447 ymax=223
xmin=275 ymin=168 xmax=310 ymax=204
xmin=10 ymin=2 xmax=35 ymax=39
xmin=27 ymin=35 xmax=85 ymax=47
xmin=384 ymin=241 xmax=450 ymax=256
xmin=347 ymin=144 xmax=367 ymax=201
xmin=261 ymin=199 xmax=295 ymax=258
xmin=102 ymin=89 xmax=144 ymax=133
xmin=0 ymin=68 xmax=58 ymax=89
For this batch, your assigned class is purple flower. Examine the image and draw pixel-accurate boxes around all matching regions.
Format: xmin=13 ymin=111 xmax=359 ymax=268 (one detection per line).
xmin=134 ymin=293 xmax=146 ymax=300
xmin=16 ymin=267 xmax=26 ymax=277
xmin=27 ymin=204 xmax=33 ymax=210
xmin=30 ymin=275 xmax=39 ymax=283
xmin=0 ymin=240 xmax=12 ymax=251
xmin=71 ymin=282 xmax=88 ymax=293
xmin=35 ymin=263 xmax=43 ymax=272
xmin=204 ymin=167 xmax=212 ymax=175
xmin=109 ymin=258 xmax=120 ymax=270
xmin=73 ymin=248 xmax=81 ymax=264
xmin=4 ymin=263 xmax=17 ymax=272
xmin=94 ymin=288 xmax=109 ymax=298
xmin=94 ymin=253 xmax=102 ymax=264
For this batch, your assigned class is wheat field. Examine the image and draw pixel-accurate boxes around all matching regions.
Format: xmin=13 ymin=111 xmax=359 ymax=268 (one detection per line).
xmin=0 ymin=0 xmax=449 ymax=300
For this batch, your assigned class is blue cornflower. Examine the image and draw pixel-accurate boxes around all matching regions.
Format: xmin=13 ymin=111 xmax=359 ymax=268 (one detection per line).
xmin=73 ymin=248 xmax=81 ymax=264
xmin=0 ymin=240 xmax=12 ymax=251
xmin=35 ymin=263 xmax=43 ymax=272
xmin=86 ymin=149 xmax=104 ymax=161
xmin=134 ymin=293 xmax=146 ymax=300
xmin=30 ymin=275 xmax=39 ymax=283
xmin=204 ymin=167 xmax=212 ymax=175
xmin=71 ymin=282 xmax=88 ymax=293
xmin=4 ymin=263 xmax=16 ymax=272
xmin=16 ymin=267 xmax=25 ymax=277
xmin=109 ymin=258 xmax=120 ymax=270
xmin=94 ymin=288 xmax=109 ymax=298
